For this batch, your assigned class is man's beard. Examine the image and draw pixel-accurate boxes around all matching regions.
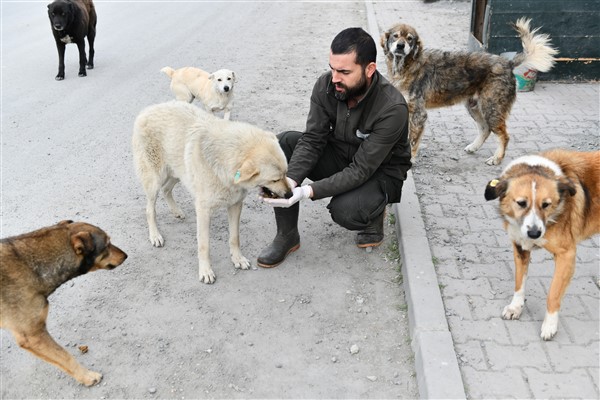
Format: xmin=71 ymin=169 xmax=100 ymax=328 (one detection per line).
xmin=333 ymin=71 xmax=368 ymax=101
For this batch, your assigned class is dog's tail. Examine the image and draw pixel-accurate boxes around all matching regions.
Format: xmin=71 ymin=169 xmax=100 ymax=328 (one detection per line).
xmin=160 ymin=66 xmax=175 ymax=78
xmin=511 ymin=18 xmax=558 ymax=73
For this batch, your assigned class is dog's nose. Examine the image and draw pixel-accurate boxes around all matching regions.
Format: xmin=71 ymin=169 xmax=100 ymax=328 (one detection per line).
xmin=284 ymin=191 xmax=293 ymax=199
xmin=223 ymin=86 xmax=230 ymax=92
xmin=527 ymin=228 xmax=542 ymax=239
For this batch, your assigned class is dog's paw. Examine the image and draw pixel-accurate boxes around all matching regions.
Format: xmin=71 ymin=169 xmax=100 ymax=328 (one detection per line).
xmin=199 ymin=267 xmax=216 ymax=284
xmin=502 ymin=304 xmax=523 ymax=320
xmin=78 ymin=369 xmax=102 ymax=386
xmin=149 ymin=233 xmax=164 ymax=247
xmin=55 ymin=75 xmax=65 ymax=81
xmin=232 ymin=255 xmax=251 ymax=270
xmin=540 ymin=312 xmax=558 ymax=340
xmin=86 ymin=64 xmax=94 ymax=70
xmin=78 ymin=71 xmax=87 ymax=77
xmin=464 ymin=143 xmax=478 ymax=154
xmin=485 ymin=155 xmax=501 ymax=166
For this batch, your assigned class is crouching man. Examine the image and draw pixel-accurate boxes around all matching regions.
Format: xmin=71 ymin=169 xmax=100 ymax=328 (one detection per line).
xmin=258 ymin=27 xmax=411 ymax=268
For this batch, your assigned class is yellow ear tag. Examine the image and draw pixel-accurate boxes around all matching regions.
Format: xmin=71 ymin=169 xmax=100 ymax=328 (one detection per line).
xmin=234 ymin=170 xmax=241 ymax=182
xmin=489 ymin=179 xmax=499 ymax=187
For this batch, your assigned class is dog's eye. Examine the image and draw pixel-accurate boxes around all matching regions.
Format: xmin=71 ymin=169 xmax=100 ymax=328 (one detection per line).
xmin=96 ymin=250 xmax=108 ymax=260
xmin=392 ymin=32 xmax=399 ymax=39
xmin=541 ymin=201 xmax=551 ymax=209
xmin=516 ymin=200 xmax=528 ymax=208
xmin=407 ymin=34 xmax=414 ymax=42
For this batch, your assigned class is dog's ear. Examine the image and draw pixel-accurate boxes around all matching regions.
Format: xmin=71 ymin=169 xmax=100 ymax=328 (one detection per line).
xmin=208 ymin=73 xmax=214 ymax=80
xmin=232 ymin=72 xmax=237 ymax=82
xmin=380 ymin=32 xmax=390 ymax=54
xmin=58 ymin=220 xmax=74 ymax=226
xmin=234 ymin=159 xmax=259 ymax=184
xmin=71 ymin=231 xmax=95 ymax=255
xmin=413 ymin=35 xmax=422 ymax=59
xmin=557 ymin=177 xmax=577 ymax=197
xmin=484 ymin=178 xmax=507 ymax=201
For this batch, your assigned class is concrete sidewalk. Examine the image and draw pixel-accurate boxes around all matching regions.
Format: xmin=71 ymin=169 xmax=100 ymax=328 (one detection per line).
xmin=366 ymin=1 xmax=600 ymax=398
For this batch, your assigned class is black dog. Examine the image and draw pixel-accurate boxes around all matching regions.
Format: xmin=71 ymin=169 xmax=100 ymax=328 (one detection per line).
xmin=47 ymin=0 xmax=97 ymax=80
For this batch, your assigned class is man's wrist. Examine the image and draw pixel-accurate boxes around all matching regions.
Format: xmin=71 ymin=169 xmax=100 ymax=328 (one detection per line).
xmin=304 ymin=185 xmax=313 ymax=199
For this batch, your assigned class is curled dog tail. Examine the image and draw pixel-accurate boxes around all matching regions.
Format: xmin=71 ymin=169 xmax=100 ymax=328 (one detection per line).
xmin=510 ymin=18 xmax=558 ymax=73
xmin=160 ymin=66 xmax=175 ymax=78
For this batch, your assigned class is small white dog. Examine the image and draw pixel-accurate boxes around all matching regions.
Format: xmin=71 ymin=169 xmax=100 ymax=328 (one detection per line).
xmin=161 ymin=66 xmax=236 ymax=120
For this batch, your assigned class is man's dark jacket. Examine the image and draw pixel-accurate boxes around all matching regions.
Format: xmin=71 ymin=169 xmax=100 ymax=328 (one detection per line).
xmin=286 ymin=70 xmax=411 ymax=200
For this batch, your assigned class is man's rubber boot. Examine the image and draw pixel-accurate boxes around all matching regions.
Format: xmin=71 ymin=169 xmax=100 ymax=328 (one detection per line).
xmin=356 ymin=211 xmax=385 ymax=248
xmin=257 ymin=203 xmax=300 ymax=268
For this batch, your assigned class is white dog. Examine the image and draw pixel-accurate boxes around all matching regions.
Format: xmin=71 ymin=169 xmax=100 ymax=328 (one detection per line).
xmin=161 ymin=66 xmax=236 ymax=120
xmin=132 ymin=101 xmax=291 ymax=283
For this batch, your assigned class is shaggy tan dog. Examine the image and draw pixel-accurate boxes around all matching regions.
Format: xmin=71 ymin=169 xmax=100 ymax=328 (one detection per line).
xmin=132 ymin=101 xmax=291 ymax=283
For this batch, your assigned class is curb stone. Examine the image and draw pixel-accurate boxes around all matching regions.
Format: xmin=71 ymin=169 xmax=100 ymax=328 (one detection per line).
xmin=365 ymin=2 xmax=466 ymax=397
xmin=393 ymin=174 xmax=466 ymax=399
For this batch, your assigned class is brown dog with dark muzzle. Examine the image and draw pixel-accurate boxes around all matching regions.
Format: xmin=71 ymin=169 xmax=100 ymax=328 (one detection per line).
xmin=0 ymin=220 xmax=127 ymax=386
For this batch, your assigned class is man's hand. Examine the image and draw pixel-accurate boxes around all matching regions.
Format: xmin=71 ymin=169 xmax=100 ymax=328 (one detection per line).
xmin=262 ymin=185 xmax=312 ymax=208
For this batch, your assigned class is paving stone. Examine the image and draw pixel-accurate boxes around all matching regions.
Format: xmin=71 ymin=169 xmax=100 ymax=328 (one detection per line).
xmin=447 ymin=317 xmax=511 ymax=345
xmin=559 ymin=296 xmax=597 ymax=319
xmin=468 ymin=296 xmax=513 ymax=322
xmin=443 ymin=296 xmax=473 ymax=320
xmin=422 ymin=202 xmax=444 ymax=218
xmin=578 ymin=295 xmax=600 ymax=319
xmin=461 ymin=366 xmax=531 ymax=399
xmin=589 ymin=367 xmax=599 ymax=392
xmin=560 ymin=317 xmax=600 ymax=345
xmin=460 ymin=262 xmax=512 ymax=282
xmin=546 ymin=343 xmax=600 ymax=372
xmin=454 ymin=341 xmax=488 ymax=370
xmin=434 ymin=261 xmax=462 ymax=280
xmin=485 ymin=341 xmax=550 ymax=371
xmin=524 ymin=367 xmax=598 ymax=399
xmin=430 ymin=244 xmax=462 ymax=263
xmin=504 ymin=320 xmax=550 ymax=345
xmin=440 ymin=277 xmax=495 ymax=300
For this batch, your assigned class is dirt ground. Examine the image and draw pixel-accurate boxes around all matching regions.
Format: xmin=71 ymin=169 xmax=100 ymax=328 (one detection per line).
xmin=0 ymin=1 xmax=432 ymax=398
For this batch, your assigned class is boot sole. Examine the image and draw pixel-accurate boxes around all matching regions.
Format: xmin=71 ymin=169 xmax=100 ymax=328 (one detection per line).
xmin=257 ymin=243 xmax=300 ymax=268
xmin=356 ymin=240 xmax=383 ymax=249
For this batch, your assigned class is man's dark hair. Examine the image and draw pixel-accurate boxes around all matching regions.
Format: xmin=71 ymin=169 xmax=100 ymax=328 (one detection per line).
xmin=330 ymin=27 xmax=376 ymax=68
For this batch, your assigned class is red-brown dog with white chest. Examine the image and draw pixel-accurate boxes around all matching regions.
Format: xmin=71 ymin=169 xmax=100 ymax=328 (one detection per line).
xmin=485 ymin=149 xmax=600 ymax=340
